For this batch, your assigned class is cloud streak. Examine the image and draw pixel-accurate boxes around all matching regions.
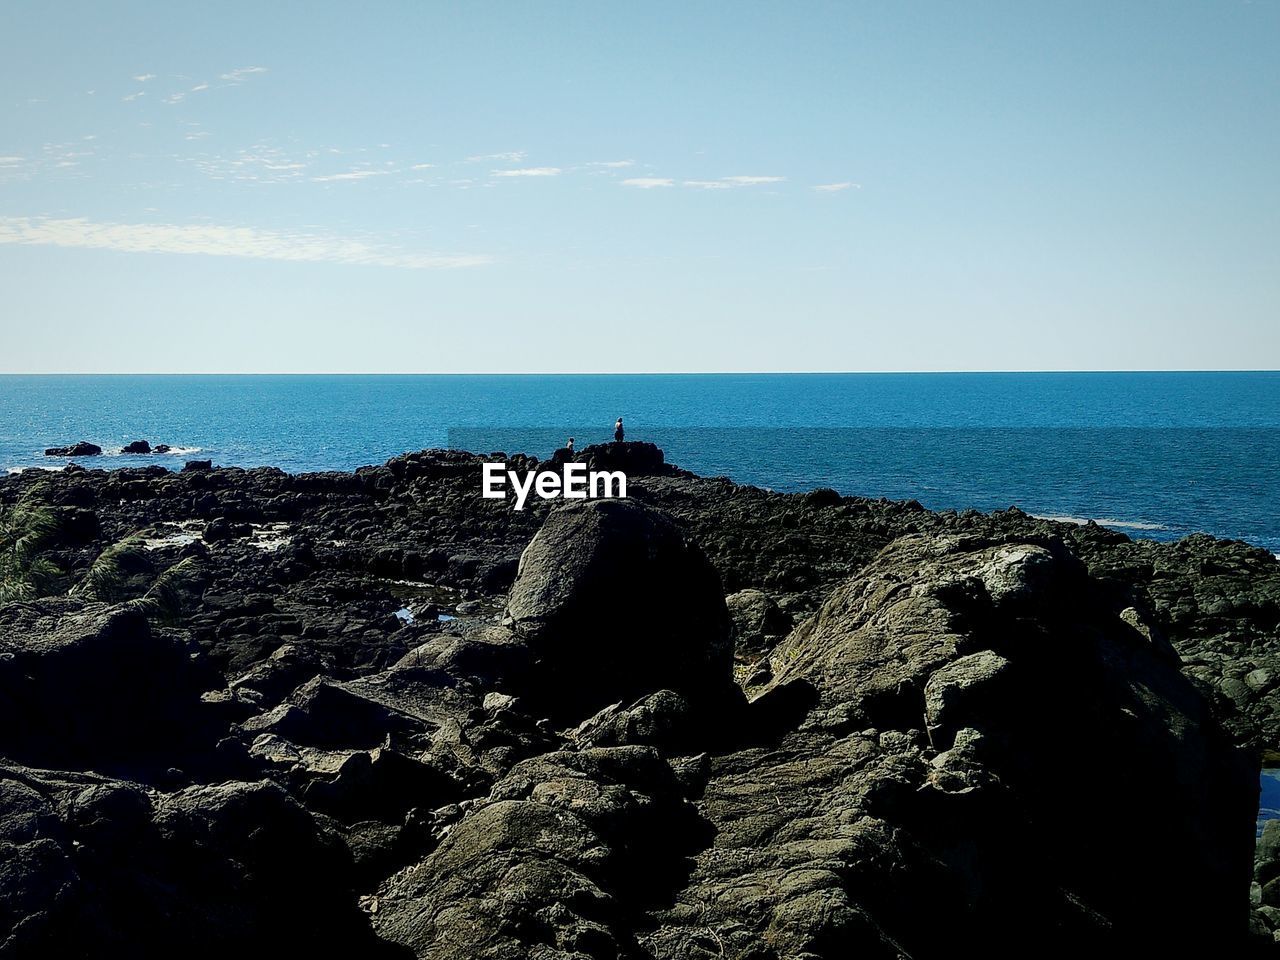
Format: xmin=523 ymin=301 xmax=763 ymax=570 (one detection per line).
xmin=468 ymin=150 xmax=526 ymax=163
xmin=220 ymin=66 xmax=269 ymax=83
xmin=311 ymin=169 xmax=389 ymax=182
xmin=0 ymin=216 xmax=491 ymax=270
xmin=684 ymin=175 xmax=786 ymax=189
xmin=813 ymin=181 xmax=859 ymax=192
xmin=622 ymin=177 xmax=674 ymax=188
xmin=491 ymin=166 xmax=560 ymax=177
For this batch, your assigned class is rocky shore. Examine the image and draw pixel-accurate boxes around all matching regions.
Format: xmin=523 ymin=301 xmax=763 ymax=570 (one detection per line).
xmin=2 ymin=442 xmax=1279 ymax=956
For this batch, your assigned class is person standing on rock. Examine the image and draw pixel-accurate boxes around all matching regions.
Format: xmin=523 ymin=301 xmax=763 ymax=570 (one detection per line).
xmin=565 ymin=437 xmax=575 ymax=455
xmin=614 ymin=418 xmax=624 ymax=443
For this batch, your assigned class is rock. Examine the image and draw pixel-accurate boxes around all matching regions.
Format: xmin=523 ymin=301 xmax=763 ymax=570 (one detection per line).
xmin=482 ymin=692 xmax=518 ymax=713
xmin=578 ymin=440 xmax=673 ymax=476
xmin=182 ymin=459 xmax=212 ymax=472
xmin=734 ymin=533 xmax=1258 ymax=950
xmin=725 ymin=588 xmax=791 ymax=656
xmin=229 ymin=643 xmax=325 ymax=705
xmin=571 ymin=689 xmax=696 ymax=750
xmin=506 ymin=499 xmax=734 ymax=718
xmin=120 ymin=441 xmax=152 ymax=454
xmin=153 ymin=444 xmax=171 ymax=454
xmin=373 ymin=746 xmax=702 ymax=958
xmin=0 ymin=442 xmax=1275 ymax=956
xmin=0 ymin=601 xmax=213 ymax=776
xmin=1247 ymin=668 xmax=1275 ymax=693
xmin=203 ymin=516 xmax=251 ymax=542
xmin=922 ymin=650 xmax=1013 ymax=750
xmin=0 ymin=765 xmax=393 ymax=957
xmin=43 ymin=441 xmax=101 ymax=457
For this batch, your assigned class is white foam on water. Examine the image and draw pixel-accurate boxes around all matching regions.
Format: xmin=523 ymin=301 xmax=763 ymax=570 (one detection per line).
xmin=5 ymin=465 xmax=65 ymax=474
xmin=142 ymin=520 xmax=205 ymax=550
xmin=1033 ymin=514 xmax=1169 ymax=532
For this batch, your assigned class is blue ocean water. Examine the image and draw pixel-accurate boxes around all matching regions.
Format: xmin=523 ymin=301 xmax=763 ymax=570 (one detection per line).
xmin=1 ymin=372 xmax=1278 ymax=553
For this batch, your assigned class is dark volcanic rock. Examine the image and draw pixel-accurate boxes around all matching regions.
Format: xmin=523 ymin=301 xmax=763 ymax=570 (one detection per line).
xmin=0 ymin=766 xmax=394 ymax=959
xmin=202 ymin=516 xmax=252 ymax=542
xmin=0 ymin=444 xmax=1273 ymax=957
xmin=373 ymin=745 xmax=703 ymax=958
xmin=506 ymin=498 xmax=735 ymax=719
xmin=120 ymin=440 xmax=152 ymax=454
xmin=43 ymin=441 xmax=101 ymax=457
xmin=579 ymin=439 xmax=675 ymax=476
xmin=710 ymin=534 xmax=1257 ymax=953
xmin=0 ymin=601 xmax=215 ymax=776
xmin=725 ymin=587 xmax=791 ymax=657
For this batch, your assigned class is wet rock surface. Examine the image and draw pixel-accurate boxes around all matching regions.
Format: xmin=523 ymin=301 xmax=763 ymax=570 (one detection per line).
xmin=1 ymin=443 xmax=1278 ymax=956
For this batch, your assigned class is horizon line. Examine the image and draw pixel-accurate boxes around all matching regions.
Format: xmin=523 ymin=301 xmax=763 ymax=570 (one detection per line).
xmin=0 ymin=369 xmax=1277 ymax=377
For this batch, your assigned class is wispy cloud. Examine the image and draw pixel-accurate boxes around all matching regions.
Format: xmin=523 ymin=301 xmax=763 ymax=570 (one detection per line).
xmin=122 ymin=91 xmax=146 ymax=102
xmin=311 ymin=169 xmax=389 ymax=182
xmin=622 ymin=177 xmax=674 ymax=188
xmin=813 ymin=181 xmax=860 ymax=192
xmin=163 ymin=93 xmax=186 ymax=104
xmin=188 ymin=144 xmax=311 ymax=182
xmin=491 ymin=166 xmax=560 ymax=177
xmin=190 ymin=82 xmax=209 ymax=92
xmin=220 ymin=66 xmax=268 ymax=83
xmin=683 ymin=175 xmax=786 ymax=189
xmin=0 ymin=216 xmax=491 ymax=270
xmin=410 ymin=163 xmax=435 ymax=170
xmin=132 ymin=73 xmax=156 ymax=82
xmin=588 ymin=160 xmax=634 ymax=168
xmin=467 ymin=150 xmax=526 ymax=163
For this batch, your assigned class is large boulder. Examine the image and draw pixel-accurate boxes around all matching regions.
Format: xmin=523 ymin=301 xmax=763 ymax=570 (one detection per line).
xmin=505 ymin=499 xmax=734 ymax=718
xmin=0 ymin=601 xmax=214 ymax=776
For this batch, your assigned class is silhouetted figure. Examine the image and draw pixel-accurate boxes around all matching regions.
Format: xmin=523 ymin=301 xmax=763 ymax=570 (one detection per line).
xmin=566 ymin=437 xmax=575 ymax=454
xmin=614 ymin=418 xmax=624 ymax=443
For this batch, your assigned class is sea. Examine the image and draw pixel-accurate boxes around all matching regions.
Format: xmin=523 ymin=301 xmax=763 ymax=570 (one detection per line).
xmin=1 ymin=371 xmax=1278 ymax=555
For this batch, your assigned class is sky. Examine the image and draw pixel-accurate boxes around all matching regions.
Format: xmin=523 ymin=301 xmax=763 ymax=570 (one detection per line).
xmin=0 ymin=0 xmax=1277 ymax=373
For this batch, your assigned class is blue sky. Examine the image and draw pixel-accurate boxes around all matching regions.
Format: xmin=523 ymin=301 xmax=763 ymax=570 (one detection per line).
xmin=1 ymin=0 xmax=1277 ymax=373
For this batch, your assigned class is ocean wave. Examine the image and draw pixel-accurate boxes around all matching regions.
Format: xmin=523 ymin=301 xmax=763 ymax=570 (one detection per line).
xmin=102 ymin=445 xmax=203 ymax=457
xmin=6 ymin=465 xmax=65 ymax=474
xmin=1033 ymin=514 xmax=1170 ymax=532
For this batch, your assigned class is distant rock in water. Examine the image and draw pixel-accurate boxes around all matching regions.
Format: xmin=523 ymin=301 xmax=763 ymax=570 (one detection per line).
xmin=506 ymin=498 xmax=734 ymax=718
xmin=44 ymin=441 xmax=101 ymax=457
xmin=121 ymin=440 xmax=152 ymax=454
xmin=154 ymin=444 xmax=171 ymax=453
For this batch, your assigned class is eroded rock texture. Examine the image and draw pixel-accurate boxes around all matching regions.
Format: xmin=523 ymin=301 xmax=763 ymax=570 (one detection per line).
xmin=0 ymin=446 xmax=1275 ymax=956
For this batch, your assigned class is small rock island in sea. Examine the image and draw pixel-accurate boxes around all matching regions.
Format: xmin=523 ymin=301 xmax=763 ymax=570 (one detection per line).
xmin=1 ymin=441 xmax=1278 ymax=956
